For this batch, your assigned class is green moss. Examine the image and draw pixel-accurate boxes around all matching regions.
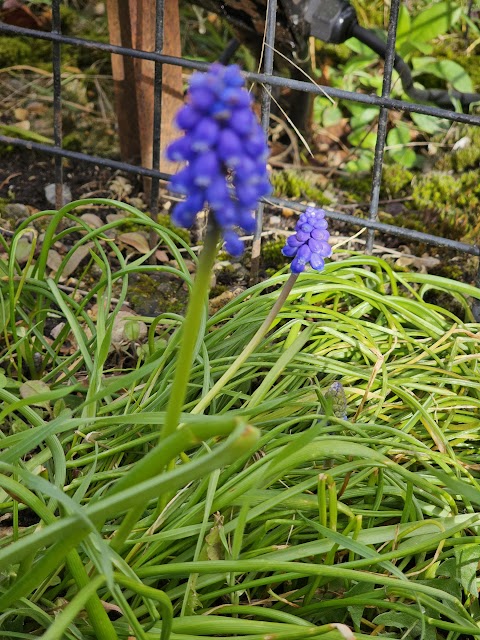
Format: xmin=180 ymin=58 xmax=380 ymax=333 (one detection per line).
xmin=271 ymin=170 xmax=330 ymax=205
xmin=338 ymin=174 xmax=371 ymax=202
xmin=381 ymin=165 xmax=414 ymax=198
xmin=128 ymin=273 xmax=188 ymax=316
xmin=62 ymin=132 xmax=83 ymax=152
xmin=210 ymin=284 xmax=228 ymax=298
xmin=435 ymin=126 xmax=480 ymax=173
xmin=0 ymin=37 xmax=31 ymax=67
xmin=262 ymin=238 xmax=288 ymax=271
xmin=156 ymin=213 xmax=191 ymax=245
xmin=0 ymin=197 xmax=13 ymax=214
xmin=351 ymin=0 xmax=385 ymax=27
xmin=411 ymin=171 xmax=480 ymax=241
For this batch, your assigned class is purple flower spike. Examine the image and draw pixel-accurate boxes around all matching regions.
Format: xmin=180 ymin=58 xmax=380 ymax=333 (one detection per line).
xmin=282 ymin=207 xmax=332 ymax=273
xmin=166 ymin=63 xmax=271 ymax=256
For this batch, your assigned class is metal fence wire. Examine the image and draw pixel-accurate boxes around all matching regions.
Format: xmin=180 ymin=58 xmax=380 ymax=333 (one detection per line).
xmin=0 ymin=0 xmax=479 ymax=300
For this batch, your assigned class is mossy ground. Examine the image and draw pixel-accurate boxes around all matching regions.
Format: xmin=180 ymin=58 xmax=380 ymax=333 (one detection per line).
xmin=271 ymin=170 xmax=331 ymax=206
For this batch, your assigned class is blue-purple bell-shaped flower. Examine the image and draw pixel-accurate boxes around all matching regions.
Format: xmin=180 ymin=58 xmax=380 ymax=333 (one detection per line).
xmin=166 ymin=63 xmax=271 ymax=257
xmin=282 ymin=207 xmax=332 ymax=273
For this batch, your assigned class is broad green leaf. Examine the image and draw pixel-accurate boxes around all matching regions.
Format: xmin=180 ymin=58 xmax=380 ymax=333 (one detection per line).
xmin=396 ymin=4 xmax=411 ymax=46
xmin=410 ymin=2 xmax=462 ymax=46
xmin=347 ymin=103 xmax=378 ymax=119
xmin=454 ymin=545 xmax=480 ymax=597
xmin=387 ymin=124 xmax=411 ymax=147
xmin=19 ymin=380 xmax=51 ymax=408
xmin=346 ymin=582 xmax=376 ymax=628
xmin=345 ymin=150 xmax=374 ymax=172
xmin=322 ymin=105 xmax=343 ymax=127
xmin=343 ymin=55 xmax=376 ymax=76
xmin=387 ymin=125 xmax=416 ymax=168
xmin=436 ymin=60 xmax=473 ymax=93
xmin=373 ymin=611 xmax=419 ymax=631
xmin=348 ymin=128 xmax=377 ymax=149
xmin=411 ymin=112 xmax=448 ymax=135
xmin=412 ymin=58 xmax=473 ymax=93
xmin=388 ymin=146 xmax=417 ymax=168
xmin=349 ymin=106 xmax=378 ymax=129
xmin=344 ymin=36 xmax=376 ymax=56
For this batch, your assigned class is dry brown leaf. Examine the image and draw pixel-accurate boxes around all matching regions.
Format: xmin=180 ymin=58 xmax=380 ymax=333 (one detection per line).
xmin=80 ymin=213 xmax=103 ymax=229
xmin=100 ymin=601 xmax=123 ymax=614
xmin=330 ymin=623 xmax=356 ymax=640
xmin=47 ymin=249 xmax=63 ymax=273
xmin=109 ymin=175 xmax=133 ymax=199
xmin=155 ymin=249 xmax=169 ymax=262
xmin=106 ymin=212 xmax=128 ymax=224
xmin=50 ymin=322 xmax=65 ymax=340
xmin=20 ymin=380 xmax=50 ymax=407
xmin=118 ymin=232 xmax=150 ymax=254
xmin=61 ymin=242 xmax=94 ymax=278
xmin=395 ymin=254 xmax=440 ymax=273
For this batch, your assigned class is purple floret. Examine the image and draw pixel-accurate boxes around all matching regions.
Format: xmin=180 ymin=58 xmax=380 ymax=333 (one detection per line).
xmin=282 ymin=207 xmax=332 ymax=273
xmin=166 ymin=63 xmax=271 ymax=256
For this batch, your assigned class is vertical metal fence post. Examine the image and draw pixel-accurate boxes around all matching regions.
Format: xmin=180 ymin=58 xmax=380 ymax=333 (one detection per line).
xmin=150 ymin=0 xmax=165 ymax=220
xmin=365 ymin=0 xmax=401 ymax=253
xmin=51 ymin=0 xmax=63 ymax=210
xmin=250 ymin=0 xmax=277 ymax=281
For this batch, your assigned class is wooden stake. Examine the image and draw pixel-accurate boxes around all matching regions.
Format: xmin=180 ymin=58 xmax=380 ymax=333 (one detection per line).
xmin=106 ymin=0 xmax=183 ymax=174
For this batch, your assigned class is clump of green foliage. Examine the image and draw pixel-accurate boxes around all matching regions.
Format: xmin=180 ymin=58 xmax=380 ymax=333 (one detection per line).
xmin=262 ymin=238 xmax=288 ymax=275
xmin=411 ymin=170 xmax=480 ymax=240
xmin=435 ymin=126 xmax=480 ymax=173
xmin=338 ymin=174 xmax=372 ymax=202
xmin=271 ymin=170 xmax=331 ymax=205
xmin=157 ymin=212 xmax=191 ymax=245
xmin=0 ymin=37 xmax=31 ymax=67
xmin=381 ymin=165 xmax=414 ymax=198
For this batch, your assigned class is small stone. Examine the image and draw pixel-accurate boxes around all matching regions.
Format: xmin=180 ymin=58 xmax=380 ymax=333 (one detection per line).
xmin=269 ymin=215 xmax=281 ymax=226
xmin=453 ymin=136 xmax=470 ymax=151
xmin=26 ymin=101 xmax=44 ymax=114
xmin=214 ymin=260 xmax=231 ymax=271
xmin=184 ymin=259 xmax=196 ymax=273
xmin=14 ymin=108 xmax=28 ymax=121
xmin=5 ymin=203 xmax=29 ymax=217
xmin=45 ymin=183 xmax=72 ymax=206
xmin=126 ymin=196 xmax=145 ymax=210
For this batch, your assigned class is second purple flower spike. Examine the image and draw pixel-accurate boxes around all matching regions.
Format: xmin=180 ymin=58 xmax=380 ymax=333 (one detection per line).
xmin=282 ymin=207 xmax=332 ymax=274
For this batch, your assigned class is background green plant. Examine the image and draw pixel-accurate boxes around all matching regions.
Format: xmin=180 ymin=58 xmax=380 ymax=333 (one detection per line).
xmin=314 ymin=0 xmax=477 ymax=172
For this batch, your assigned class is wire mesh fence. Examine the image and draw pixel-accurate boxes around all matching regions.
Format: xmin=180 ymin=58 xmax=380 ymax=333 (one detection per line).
xmin=0 ymin=0 xmax=479 ymax=294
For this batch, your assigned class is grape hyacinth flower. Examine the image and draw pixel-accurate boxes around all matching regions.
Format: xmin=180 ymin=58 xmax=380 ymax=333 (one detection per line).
xmin=282 ymin=207 xmax=332 ymax=273
xmin=166 ymin=63 xmax=271 ymax=257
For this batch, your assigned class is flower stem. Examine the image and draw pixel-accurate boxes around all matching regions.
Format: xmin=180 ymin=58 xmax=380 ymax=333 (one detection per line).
xmin=192 ymin=272 xmax=298 ymax=415
xmin=161 ymin=220 xmax=220 ymax=442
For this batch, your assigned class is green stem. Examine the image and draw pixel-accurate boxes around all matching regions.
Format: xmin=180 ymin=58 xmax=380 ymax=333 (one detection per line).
xmin=192 ymin=272 xmax=298 ymax=415
xmin=161 ymin=221 xmax=220 ymax=442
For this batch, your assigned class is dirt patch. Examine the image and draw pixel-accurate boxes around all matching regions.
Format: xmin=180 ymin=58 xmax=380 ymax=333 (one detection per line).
xmin=0 ymin=149 xmax=134 ymax=216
